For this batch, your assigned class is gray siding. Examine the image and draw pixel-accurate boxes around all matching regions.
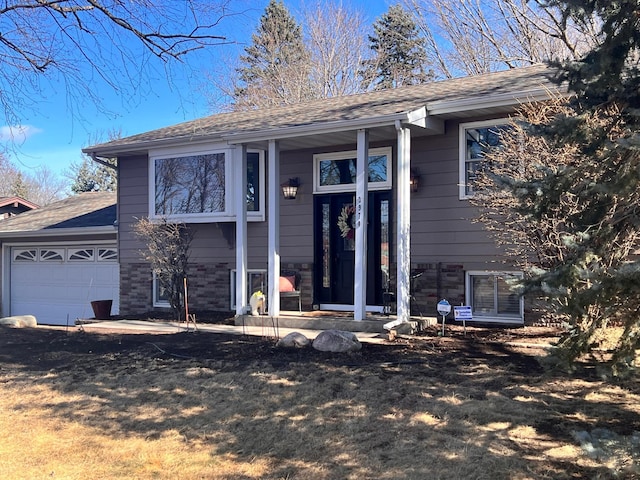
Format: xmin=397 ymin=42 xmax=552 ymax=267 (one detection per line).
xmin=409 ymin=118 xmax=509 ymax=270
xmin=116 ymin=114 xmax=517 ymax=314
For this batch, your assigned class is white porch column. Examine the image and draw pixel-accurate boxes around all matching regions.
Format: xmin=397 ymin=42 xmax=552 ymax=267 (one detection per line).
xmin=234 ymin=144 xmax=248 ymax=316
xmin=267 ymin=140 xmax=281 ymax=317
xmin=354 ymin=129 xmax=369 ymax=321
xmin=396 ymin=124 xmax=411 ymax=322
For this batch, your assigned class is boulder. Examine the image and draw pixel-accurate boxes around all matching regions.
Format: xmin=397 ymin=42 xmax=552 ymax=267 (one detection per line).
xmin=276 ymin=332 xmax=310 ymax=349
xmin=0 ymin=315 xmax=37 ymax=328
xmin=312 ymin=329 xmax=361 ymax=353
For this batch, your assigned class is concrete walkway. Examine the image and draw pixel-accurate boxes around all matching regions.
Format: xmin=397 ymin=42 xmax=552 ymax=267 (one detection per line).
xmin=78 ymin=319 xmax=390 ymax=344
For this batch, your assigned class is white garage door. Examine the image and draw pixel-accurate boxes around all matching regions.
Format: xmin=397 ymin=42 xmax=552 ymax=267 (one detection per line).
xmin=10 ymin=245 xmax=119 ymax=326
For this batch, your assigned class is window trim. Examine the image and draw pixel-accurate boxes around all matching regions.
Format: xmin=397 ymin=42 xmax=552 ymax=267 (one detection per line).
xmin=459 ymin=119 xmax=509 ymax=200
xmin=230 ymin=269 xmax=267 ymax=310
xmin=152 ymin=272 xmax=170 ymax=308
xmin=313 ymin=146 xmax=393 ymax=193
xmin=149 ymin=144 xmax=265 ymax=223
xmin=465 ymin=270 xmax=524 ymax=324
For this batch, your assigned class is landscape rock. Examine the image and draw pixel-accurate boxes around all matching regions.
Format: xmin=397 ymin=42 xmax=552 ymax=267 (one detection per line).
xmin=276 ymin=332 xmax=310 ymax=349
xmin=0 ymin=315 xmax=37 ymax=328
xmin=312 ymin=329 xmax=361 ymax=353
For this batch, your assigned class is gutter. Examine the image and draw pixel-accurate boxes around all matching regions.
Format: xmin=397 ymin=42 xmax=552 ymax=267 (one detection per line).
xmin=82 ymin=108 xmax=431 ymax=157
xmin=0 ymin=226 xmax=117 ymax=239
xmin=427 ymin=87 xmax=563 ymax=116
xmin=89 ymin=153 xmax=117 ymax=170
xmin=221 ymin=108 xmax=429 ymax=144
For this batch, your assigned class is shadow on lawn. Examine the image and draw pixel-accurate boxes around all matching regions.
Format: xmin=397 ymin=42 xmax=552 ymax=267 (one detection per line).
xmin=1 ymin=325 xmax=638 ymax=479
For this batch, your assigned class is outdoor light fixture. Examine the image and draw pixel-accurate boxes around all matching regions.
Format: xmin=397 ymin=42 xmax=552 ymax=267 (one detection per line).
xmin=410 ymin=170 xmax=421 ymax=193
xmin=281 ymin=178 xmax=300 ymax=199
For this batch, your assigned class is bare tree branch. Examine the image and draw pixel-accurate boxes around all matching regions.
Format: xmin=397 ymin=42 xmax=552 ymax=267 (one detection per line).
xmin=0 ymin=0 xmax=234 ymax=127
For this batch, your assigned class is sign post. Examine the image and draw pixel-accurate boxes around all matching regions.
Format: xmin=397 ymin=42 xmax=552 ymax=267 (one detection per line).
xmin=436 ymin=299 xmax=451 ymax=336
xmin=454 ymin=305 xmax=473 ymax=336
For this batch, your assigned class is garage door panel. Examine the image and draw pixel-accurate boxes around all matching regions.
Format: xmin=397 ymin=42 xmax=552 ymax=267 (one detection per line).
xmin=11 ymin=245 xmax=119 ymax=326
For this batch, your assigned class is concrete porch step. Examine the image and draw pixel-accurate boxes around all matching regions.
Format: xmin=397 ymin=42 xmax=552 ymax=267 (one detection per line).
xmin=236 ymin=312 xmax=437 ymax=334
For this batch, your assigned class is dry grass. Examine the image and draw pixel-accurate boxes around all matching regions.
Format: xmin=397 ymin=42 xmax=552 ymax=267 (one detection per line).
xmin=0 ymin=325 xmax=638 ymax=479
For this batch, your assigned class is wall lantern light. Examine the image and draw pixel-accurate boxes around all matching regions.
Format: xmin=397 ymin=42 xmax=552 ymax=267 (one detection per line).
xmin=410 ymin=170 xmax=421 ymax=193
xmin=281 ymin=178 xmax=300 ymax=199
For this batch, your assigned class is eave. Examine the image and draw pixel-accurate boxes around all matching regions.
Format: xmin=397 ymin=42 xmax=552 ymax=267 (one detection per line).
xmin=0 ymin=226 xmax=117 ymax=239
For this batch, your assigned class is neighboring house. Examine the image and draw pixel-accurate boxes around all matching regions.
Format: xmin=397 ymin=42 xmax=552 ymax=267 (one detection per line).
xmin=0 ymin=196 xmax=38 ymax=220
xmin=0 ymin=192 xmax=119 ymax=325
xmin=84 ymin=64 xmax=563 ymax=325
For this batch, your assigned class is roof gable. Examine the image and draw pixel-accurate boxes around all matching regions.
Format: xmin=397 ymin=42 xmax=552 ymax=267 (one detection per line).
xmin=0 ymin=192 xmax=116 ymax=234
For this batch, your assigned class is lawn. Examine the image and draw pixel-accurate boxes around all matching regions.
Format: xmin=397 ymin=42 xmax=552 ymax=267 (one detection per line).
xmin=0 ymin=324 xmax=638 ymax=479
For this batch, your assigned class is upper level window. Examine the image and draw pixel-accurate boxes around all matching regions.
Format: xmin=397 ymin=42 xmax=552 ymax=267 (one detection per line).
xmin=155 ymin=152 xmax=226 ymax=215
xmin=459 ymin=120 xmax=510 ymax=199
xmin=314 ymin=147 xmax=392 ymax=193
xmin=150 ymin=146 xmax=264 ymax=222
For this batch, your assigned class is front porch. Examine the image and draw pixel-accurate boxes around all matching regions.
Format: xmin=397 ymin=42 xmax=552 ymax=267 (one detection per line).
xmin=236 ymin=310 xmax=437 ymax=335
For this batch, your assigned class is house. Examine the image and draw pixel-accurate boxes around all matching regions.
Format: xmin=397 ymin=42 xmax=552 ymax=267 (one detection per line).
xmin=0 ymin=192 xmax=119 ymax=325
xmin=0 ymin=196 xmax=38 ymax=220
xmin=84 ymin=64 xmax=562 ymax=326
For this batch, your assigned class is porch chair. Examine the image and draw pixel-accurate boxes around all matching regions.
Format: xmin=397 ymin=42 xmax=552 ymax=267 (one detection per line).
xmin=279 ymin=270 xmax=302 ymax=313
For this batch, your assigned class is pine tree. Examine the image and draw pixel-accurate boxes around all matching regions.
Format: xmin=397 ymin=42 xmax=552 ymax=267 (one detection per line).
xmin=68 ymin=157 xmax=117 ymax=193
xmin=234 ymin=0 xmax=314 ymax=109
xmin=361 ymin=4 xmax=431 ymax=90
xmin=474 ymin=0 xmax=640 ymax=375
xmin=10 ymin=172 xmax=29 ymax=199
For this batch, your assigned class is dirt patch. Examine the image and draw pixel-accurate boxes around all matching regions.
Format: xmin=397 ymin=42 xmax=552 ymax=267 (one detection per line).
xmin=0 ymin=323 xmax=638 ymax=479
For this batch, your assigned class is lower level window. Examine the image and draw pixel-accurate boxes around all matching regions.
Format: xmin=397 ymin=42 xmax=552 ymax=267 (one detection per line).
xmin=230 ymin=269 xmax=267 ymax=310
xmin=153 ymin=272 xmax=170 ymax=307
xmin=466 ymin=271 xmax=523 ymax=323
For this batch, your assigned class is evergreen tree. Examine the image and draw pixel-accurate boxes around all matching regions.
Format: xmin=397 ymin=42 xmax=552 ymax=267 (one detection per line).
xmin=68 ymin=157 xmax=117 ymax=193
xmin=234 ymin=0 xmax=314 ymax=109
xmin=10 ymin=172 xmax=29 ymax=199
xmin=474 ymin=0 xmax=640 ymax=375
xmin=361 ymin=4 xmax=431 ymax=90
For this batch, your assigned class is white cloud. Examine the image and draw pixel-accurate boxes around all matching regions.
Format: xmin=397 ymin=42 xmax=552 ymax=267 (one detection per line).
xmin=0 ymin=125 xmax=43 ymax=144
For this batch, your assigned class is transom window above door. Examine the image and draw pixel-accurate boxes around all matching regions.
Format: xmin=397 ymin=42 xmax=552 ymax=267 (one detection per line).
xmin=313 ymin=147 xmax=392 ymax=193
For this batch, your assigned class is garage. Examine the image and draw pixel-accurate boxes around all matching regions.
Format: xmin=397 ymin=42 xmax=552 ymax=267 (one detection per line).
xmin=0 ymin=192 xmax=119 ymax=326
xmin=10 ymin=244 xmax=119 ymax=326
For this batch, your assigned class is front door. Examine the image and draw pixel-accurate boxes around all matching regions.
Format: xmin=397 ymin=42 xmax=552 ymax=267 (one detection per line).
xmin=314 ymin=192 xmax=391 ymax=308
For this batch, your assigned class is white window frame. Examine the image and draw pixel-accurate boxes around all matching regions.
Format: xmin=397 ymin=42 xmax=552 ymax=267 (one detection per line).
xmin=459 ymin=119 xmax=509 ymax=200
xmin=152 ymin=272 xmax=170 ymax=307
xmin=230 ymin=269 xmax=267 ymax=310
xmin=149 ymin=144 xmax=265 ymax=223
xmin=313 ymin=146 xmax=393 ymax=193
xmin=465 ymin=270 xmax=524 ymax=324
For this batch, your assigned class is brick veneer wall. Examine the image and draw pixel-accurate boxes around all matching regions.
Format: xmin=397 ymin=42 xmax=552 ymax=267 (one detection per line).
xmin=119 ymin=262 xmax=151 ymax=316
xmin=387 ymin=263 xmax=466 ymax=316
xmin=281 ymin=262 xmax=313 ymax=310
xmin=119 ymin=262 xmax=232 ymax=316
xmin=119 ymin=261 xmax=466 ymax=317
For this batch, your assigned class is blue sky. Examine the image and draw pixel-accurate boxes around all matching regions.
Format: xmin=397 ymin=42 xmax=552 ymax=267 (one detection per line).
xmin=0 ymin=0 xmax=391 ymax=186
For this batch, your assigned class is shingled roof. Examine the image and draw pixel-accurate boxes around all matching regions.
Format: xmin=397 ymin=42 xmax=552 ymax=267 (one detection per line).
xmin=85 ymin=64 xmax=560 ymax=156
xmin=0 ymin=192 xmax=116 ymax=235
